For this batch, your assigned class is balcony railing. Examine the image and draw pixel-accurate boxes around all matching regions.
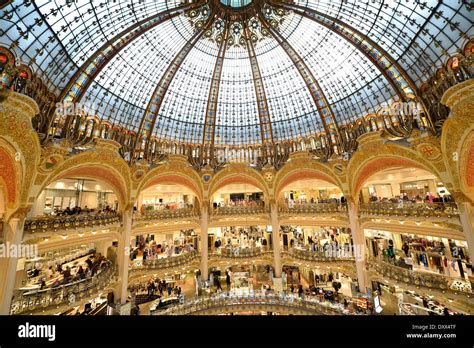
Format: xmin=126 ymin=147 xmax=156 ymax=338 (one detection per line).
xmin=10 ymin=264 xmax=115 ymax=314
xmin=24 ymin=213 xmax=120 ymax=234
xmin=359 ymin=203 xmax=459 ymax=218
xmin=280 ymin=203 xmax=347 ymax=215
xmin=151 ymin=292 xmax=353 ymax=316
xmin=211 ymin=206 xmax=268 ymax=216
xmin=284 ymin=247 xmax=355 ymax=262
xmin=367 ymin=257 xmax=472 ymax=294
xmin=133 ymin=208 xmax=198 ymax=223
xmin=129 ymin=251 xmax=199 ymax=272
xmin=212 ymin=247 xmax=266 ymax=258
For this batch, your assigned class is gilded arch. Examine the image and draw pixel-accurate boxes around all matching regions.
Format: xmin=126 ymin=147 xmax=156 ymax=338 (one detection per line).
xmin=207 ymin=164 xmax=269 ymax=199
xmin=347 ymin=134 xmax=446 ymax=200
xmin=0 ymin=93 xmax=41 ymax=212
xmin=440 ymin=79 xmax=474 ymax=202
xmin=137 ymin=166 xmax=204 ymax=205
xmin=274 ymin=160 xmax=343 ymax=198
xmin=34 ymin=149 xmax=131 ymax=209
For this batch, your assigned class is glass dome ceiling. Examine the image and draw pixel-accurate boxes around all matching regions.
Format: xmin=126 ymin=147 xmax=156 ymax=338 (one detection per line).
xmin=1 ymin=0 xmax=472 ymax=146
xmin=220 ymin=0 xmax=253 ymax=8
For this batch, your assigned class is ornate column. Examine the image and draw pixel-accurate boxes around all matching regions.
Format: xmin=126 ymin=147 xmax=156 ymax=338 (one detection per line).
xmin=200 ymin=202 xmax=209 ymax=282
xmin=453 ymin=193 xmax=474 ymax=268
xmin=270 ymin=200 xmax=283 ymax=292
xmin=116 ymin=208 xmax=133 ymax=305
xmin=0 ymin=208 xmax=28 ymax=314
xmin=440 ymin=80 xmax=474 ymax=268
xmin=347 ymin=200 xmax=369 ymax=293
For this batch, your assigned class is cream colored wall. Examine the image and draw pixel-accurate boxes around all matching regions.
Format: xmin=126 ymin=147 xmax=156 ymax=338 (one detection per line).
xmin=81 ymin=192 xmax=98 ymax=209
xmin=104 ymin=193 xmax=117 ymax=207
xmin=148 ymin=231 xmax=181 ymax=245
xmin=372 ymin=184 xmax=393 ymax=198
xmin=142 ymin=192 xmax=194 ymax=205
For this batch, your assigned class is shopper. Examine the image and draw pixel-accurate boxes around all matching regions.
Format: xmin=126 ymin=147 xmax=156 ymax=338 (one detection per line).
xmin=298 ymin=284 xmax=303 ymax=298
xmin=226 ymin=272 xmax=231 ymax=290
xmin=215 ymin=274 xmax=222 ymax=291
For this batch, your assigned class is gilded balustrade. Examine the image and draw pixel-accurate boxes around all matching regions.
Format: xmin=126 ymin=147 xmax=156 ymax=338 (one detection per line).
xmin=280 ymin=203 xmax=347 ymax=215
xmin=24 ymin=213 xmax=120 ymax=234
xmin=211 ymin=206 xmax=268 ymax=216
xmin=129 ymin=251 xmax=199 ymax=273
xmin=366 ymin=257 xmax=472 ymax=294
xmin=133 ymin=208 xmax=198 ymax=222
xmin=359 ymin=203 xmax=459 ymax=219
xmin=10 ymin=264 xmax=115 ymax=315
xmin=213 ymin=247 xmax=266 ymax=258
xmin=283 ymin=247 xmax=355 ymax=263
xmin=151 ymin=292 xmax=351 ymax=316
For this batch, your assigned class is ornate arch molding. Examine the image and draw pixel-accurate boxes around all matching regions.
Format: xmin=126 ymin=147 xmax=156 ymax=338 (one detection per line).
xmin=440 ymin=79 xmax=474 ymax=202
xmin=461 ymin=135 xmax=474 ymax=197
xmin=207 ymin=164 xmax=269 ymax=199
xmin=33 ymin=143 xmax=131 ymax=209
xmin=0 ymin=141 xmax=20 ymax=211
xmin=137 ymin=166 xmax=204 ymax=205
xmin=274 ymin=159 xmax=344 ymax=198
xmin=0 ymin=92 xmax=41 ymax=215
xmin=348 ymin=133 xmax=446 ymax=199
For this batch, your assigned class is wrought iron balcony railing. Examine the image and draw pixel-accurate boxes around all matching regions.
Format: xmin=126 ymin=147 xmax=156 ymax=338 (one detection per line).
xmin=129 ymin=251 xmax=199 ymax=272
xmin=212 ymin=247 xmax=266 ymax=258
xmin=151 ymin=292 xmax=353 ymax=316
xmin=24 ymin=213 xmax=121 ymax=234
xmin=10 ymin=264 xmax=115 ymax=315
xmin=280 ymin=203 xmax=348 ymax=215
xmin=133 ymin=208 xmax=198 ymax=223
xmin=211 ymin=206 xmax=268 ymax=216
xmin=367 ymin=257 xmax=472 ymax=294
xmin=283 ymin=247 xmax=355 ymax=262
xmin=359 ymin=202 xmax=459 ymax=219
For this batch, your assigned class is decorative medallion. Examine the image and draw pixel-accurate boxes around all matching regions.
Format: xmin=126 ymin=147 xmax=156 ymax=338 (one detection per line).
xmin=333 ymin=163 xmax=345 ymax=175
xmin=416 ymin=143 xmax=441 ymax=161
xmin=186 ymin=2 xmax=290 ymax=48
xmin=264 ymin=172 xmax=273 ymax=182
xmin=203 ymin=174 xmax=212 ymax=183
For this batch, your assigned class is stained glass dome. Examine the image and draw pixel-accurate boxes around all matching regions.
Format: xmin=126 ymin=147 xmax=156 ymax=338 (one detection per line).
xmin=220 ymin=0 xmax=253 ymax=8
xmin=1 ymin=0 xmax=472 ymax=147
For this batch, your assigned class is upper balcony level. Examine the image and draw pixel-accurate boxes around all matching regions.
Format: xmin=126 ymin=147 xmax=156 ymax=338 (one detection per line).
xmin=150 ymin=293 xmax=356 ymax=316
xmin=360 ymin=202 xmax=459 ymax=219
xmin=24 ymin=212 xmax=120 ymax=236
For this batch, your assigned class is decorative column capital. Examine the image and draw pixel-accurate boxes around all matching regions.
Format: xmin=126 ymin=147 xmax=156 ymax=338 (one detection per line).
xmin=201 ymin=200 xmax=210 ymax=213
xmin=441 ymin=79 xmax=474 ymax=119
xmin=268 ymin=198 xmax=277 ymax=207
xmin=123 ymin=202 xmax=135 ymax=214
xmin=1 ymin=92 xmax=39 ymax=120
xmin=451 ymin=191 xmax=473 ymax=205
xmin=9 ymin=205 xmax=31 ymax=221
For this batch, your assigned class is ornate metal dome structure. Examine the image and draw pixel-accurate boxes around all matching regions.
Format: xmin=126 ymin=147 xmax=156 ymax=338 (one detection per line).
xmin=1 ymin=0 xmax=472 ymax=168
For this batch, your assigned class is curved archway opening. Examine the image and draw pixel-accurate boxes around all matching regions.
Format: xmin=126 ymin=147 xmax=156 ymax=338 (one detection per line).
xmin=140 ymin=174 xmax=202 ymax=207
xmin=353 ymin=157 xmax=437 ymax=201
xmin=31 ymin=177 xmax=119 ymax=217
xmin=211 ymin=180 xmax=265 ymax=209
xmin=359 ymin=167 xmax=451 ymax=204
xmin=138 ymin=182 xmax=198 ymax=213
xmin=278 ymin=172 xmax=343 ymax=208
